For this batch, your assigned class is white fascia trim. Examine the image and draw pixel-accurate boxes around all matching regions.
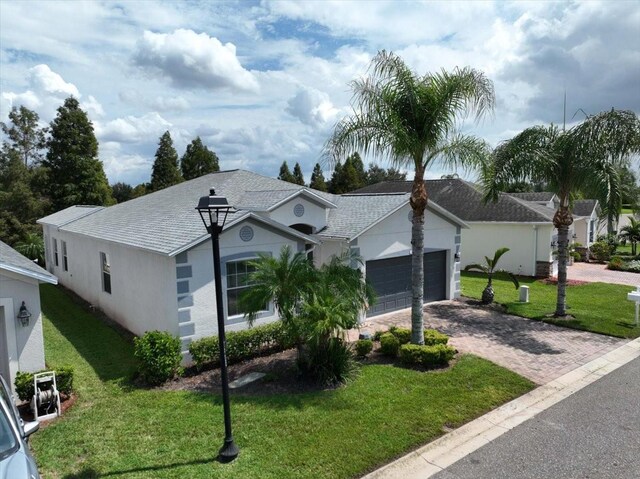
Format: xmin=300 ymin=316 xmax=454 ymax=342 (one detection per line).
xmin=427 ymin=200 xmax=470 ymax=229
xmin=36 ymin=206 xmax=104 ymax=228
xmin=266 ymin=189 xmax=337 ymax=211
xmin=0 ymin=264 xmax=58 ymax=285
xmin=349 ymin=200 xmax=410 ymax=242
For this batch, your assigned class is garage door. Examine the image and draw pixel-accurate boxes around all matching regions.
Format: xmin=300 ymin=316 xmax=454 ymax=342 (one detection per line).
xmin=366 ymin=250 xmax=447 ymax=317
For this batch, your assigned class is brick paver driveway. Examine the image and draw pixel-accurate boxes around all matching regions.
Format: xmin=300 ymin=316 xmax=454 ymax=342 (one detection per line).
xmin=354 ymin=300 xmax=625 ymax=385
xmin=568 ymin=262 xmax=640 ymax=287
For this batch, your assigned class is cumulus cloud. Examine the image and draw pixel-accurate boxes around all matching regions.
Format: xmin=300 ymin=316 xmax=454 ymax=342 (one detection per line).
xmin=28 ymin=64 xmax=80 ymax=97
xmin=100 ymin=141 xmax=153 ymax=185
xmin=133 ymin=29 xmax=259 ymax=92
xmin=286 ymin=87 xmax=340 ymax=126
xmin=95 ymin=112 xmax=172 ymax=143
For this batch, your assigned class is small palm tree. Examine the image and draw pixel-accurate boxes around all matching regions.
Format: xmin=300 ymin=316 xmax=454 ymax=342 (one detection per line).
xmin=619 ymin=217 xmax=640 ymax=255
xmin=15 ymin=232 xmax=44 ymax=265
xmin=463 ymin=248 xmax=519 ymax=304
xmin=326 ymin=50 xmax=495 ymax=344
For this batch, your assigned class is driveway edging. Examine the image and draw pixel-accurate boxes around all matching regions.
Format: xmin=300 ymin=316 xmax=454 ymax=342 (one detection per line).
xmin=362 ymin=337 xmax=640 ymax=479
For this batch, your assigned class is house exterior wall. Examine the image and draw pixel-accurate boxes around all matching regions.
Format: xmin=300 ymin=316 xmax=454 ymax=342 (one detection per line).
xmin=462 ymin=223 xmax=555 ymax=277
xmin=268 ymin=196 xmax=329 ymax=232
xmin=0 ymin=271 xmax=46 ymax=388
xmin=574 ymin=213 xmax=597 ymax=247
xmin=41 ymin=224 xmax=176 ymax=337
xmin=177 ymin=218 xmax=304 ymax=354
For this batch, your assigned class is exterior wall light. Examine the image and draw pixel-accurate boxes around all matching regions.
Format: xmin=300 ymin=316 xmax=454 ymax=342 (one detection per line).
xmin=17 ymin=301 xmax=32 ymax=327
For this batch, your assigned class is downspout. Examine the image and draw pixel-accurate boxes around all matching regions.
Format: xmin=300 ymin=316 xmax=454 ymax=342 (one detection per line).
xmin=532 ymin=225 xmax=538 ymax=277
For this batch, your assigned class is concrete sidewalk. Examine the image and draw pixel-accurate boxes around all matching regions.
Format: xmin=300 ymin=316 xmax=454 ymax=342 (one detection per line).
xmin=363 ymin=337 xmax=640 ymax=479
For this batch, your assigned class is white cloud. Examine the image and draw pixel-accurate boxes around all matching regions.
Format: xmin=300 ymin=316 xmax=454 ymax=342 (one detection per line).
xmin=100 ymin=141 xmax=152 ymax=185
xmin=133 ymin=29 xmax=259 ymax=92
xmin=286 ymin=87 xmax=340 ymax=127
xmin=95 ymin=112 xmax=172 ymax=143
xmin=29 ymin=64 xmax=80 ymax=98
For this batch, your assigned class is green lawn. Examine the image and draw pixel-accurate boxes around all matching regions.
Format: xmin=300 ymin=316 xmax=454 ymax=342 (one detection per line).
xmin=32 ymin=285 xmax=533 ymax=479
xmin=621 ymin=208 xmax=634 ymax=215
xmin=462 ymin=272 xmax=639 ymax=339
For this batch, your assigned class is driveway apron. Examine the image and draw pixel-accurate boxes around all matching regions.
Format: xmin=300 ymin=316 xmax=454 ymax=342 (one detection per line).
xmin=567 ymin=262 xmax=640 ymax=287
xmin=355 ymin=300 xmax=625 ymax=384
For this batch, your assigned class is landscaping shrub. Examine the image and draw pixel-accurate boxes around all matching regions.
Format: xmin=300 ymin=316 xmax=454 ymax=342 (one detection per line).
xmin=399 ymin=344 xmax=456 ymax=368
xmin=14 ymin=366 xmax=75 ymax=402
xmin=388 ymin=326 xmax=411 ymax=345
xmin=608 ymin=255 xmax=626 ymax=271
xmin=626 ymin=260 xmax=640 ymax=273
xmin=189 ymin=321 xmax=294 ymax=370
xmin=423 ymin=329 xmax=449 ymax=346
xmin=372 ymin=330 xmax=385 ymax=341
xmin=590 ymin=240 xmax=615 ymax=262
xmin=300 ymin=338 xmax=357 ymax=386
xmin=379 ymin=332 xmax=400 ymax=357
xmin=134 ymin=331 xmax=183 ymax=385
xmin=354 ymin=339 xmax=373 ymax=357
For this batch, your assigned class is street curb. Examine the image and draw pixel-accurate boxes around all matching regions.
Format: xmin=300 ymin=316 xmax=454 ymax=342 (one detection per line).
xmin=362 ymin=336 xmax=640 ymax=479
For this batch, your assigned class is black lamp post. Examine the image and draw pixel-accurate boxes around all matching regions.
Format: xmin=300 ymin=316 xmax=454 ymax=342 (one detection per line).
xmin=195 ymin=188 xmax=239 ymax=462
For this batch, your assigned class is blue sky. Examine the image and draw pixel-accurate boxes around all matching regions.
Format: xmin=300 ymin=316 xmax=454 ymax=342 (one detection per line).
xmin=1 ymin=0 xmax=638 ymax=186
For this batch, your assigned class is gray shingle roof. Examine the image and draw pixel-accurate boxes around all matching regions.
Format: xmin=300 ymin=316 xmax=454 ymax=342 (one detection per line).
xmin=573 ymin=199 xmax=599 ymax=217
xmin=354 ymin=179 xmax=556 ymax=223
xmin=0 ymin=240 xmax=57 ymax=284
xmin=507 ymin=192 xmax=556 ymax=202
xmin=38 ymin=205 xmax=104 ymax=227
xmin=40 ymin=170 xmax=410 ymax=255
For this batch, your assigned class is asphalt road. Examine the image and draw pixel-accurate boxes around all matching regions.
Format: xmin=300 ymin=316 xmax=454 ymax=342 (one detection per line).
xmin=433 ymin=356 xmax=640 ymax=479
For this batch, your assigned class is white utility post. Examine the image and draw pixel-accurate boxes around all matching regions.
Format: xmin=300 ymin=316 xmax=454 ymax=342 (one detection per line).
xmin=627 ymin=286 xmax=640 ymax=327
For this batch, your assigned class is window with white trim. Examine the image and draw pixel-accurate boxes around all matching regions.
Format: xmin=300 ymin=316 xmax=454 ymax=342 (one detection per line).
xmin=101 ymin=252 xmax=111 ymax=294
xmin=226 ymin=259 xmax=264 ymax=317
xmin=62 ymin=241 xmax=68 ymax=271
xmin=53 ymin=239 xmax=59 ymax=267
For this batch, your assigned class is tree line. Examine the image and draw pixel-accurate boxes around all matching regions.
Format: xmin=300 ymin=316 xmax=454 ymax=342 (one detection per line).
xmin=276 ymin=152 xmax=406 ymax=193
xmin=0 ymin=98 xmax=220 ymax=249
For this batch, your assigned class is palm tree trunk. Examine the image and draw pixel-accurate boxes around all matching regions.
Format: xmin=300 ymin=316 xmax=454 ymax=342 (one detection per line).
xmin=410 ymin=167 xmax=427 ymax=345
xmin=553 ymin=205 xmax=573 ymax=316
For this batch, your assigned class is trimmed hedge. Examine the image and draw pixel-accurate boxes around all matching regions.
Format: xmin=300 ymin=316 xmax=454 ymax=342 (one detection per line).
xmin=189 ymin=321 xmax=294 ymax=370
xmin=354 ymin=339 xmax=373 ymax=357
xmin=399 ymin=344 xmax=456 ymax=368
xmin=134 ymin=331 xmax=183 ymax=385
xmin=388 ymin=326 xmax=411 ymax=345
xmin=379 ymin=333 xmax=400 ymax=357
xmin=424 ymin=329 xmax=449 ymax=346
xmin=14 ymin=366 xmax=74 ymax=402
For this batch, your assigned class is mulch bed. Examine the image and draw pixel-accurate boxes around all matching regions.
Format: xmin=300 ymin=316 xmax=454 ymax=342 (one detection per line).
xmin=18 ymin=393 xmax=77 ymax=428
xmin=539 ymin=278 xmax=589 ymax=286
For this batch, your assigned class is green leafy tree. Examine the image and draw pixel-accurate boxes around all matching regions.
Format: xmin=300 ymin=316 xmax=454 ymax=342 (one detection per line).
xmin=111 ymin=182 xmax=134 ymax=204
xmin=483 ymin=109 xmax=640 ymax=316
xmin=309 ymin=163 xmax=328 ymax=191
xmin=0 ymin=105 xmax=47 ymax=167
xmin=150 ymin=131 xmax=182 ymax=191
xmin=619 ymin=217 xmax=640 ymax=255
xmin=277 ymin=161 xmax=296 ymax=183
xmin=132 ymin=183 xmax=148 ymax=198
xmin=365 ymin=163 xmax=407 ymax=185
xmin=180 ymin=137 xmax=219 ymax=180
xmin=463 ymin=247 xmax=519 ymax=304
xmin=292 ymin=162 xmax=305 ymax=185
xmin=15 ymin=232 xmax=45 ymax=265
xmin=44 ymin=97 xmax=113 ymax=211
xmin=326 ymin=50 xmax=494 ymax=344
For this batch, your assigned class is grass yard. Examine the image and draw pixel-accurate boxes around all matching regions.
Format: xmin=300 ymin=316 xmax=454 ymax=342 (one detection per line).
xmin=32 ymin=285 xmax=533 ymax=479
xmin=462 ymin=272 xmax=640 ymax=339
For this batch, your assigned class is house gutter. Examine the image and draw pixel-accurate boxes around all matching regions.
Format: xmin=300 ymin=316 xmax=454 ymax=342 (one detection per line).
xmin=532 ymin=225 xmax=538 ymax=276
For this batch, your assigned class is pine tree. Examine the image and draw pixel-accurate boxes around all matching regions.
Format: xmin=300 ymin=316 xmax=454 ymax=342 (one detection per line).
xmin=150 ymin=131 xmax=182 ymax=191
xmin=366 ymin=163 xmax=407 ymax=185
xmin=292 ymin=162 xmax=305 ymax=185
xmin=278 ymin=161 xmax=296 ymax=183
xmin=44 ymin=97 xmax=113 ymax=211
xmin=111 ymin=182 xmax=134 ymax=204
xmin=180 ymin=137 xmax=220 ymax=180
xmin=309 ymin=163 xmax=328 ymax=191
xmin=0 ymin=105 xmax=47 ymax=167
xmin=328 ymin=161 xmax=343 ymax=193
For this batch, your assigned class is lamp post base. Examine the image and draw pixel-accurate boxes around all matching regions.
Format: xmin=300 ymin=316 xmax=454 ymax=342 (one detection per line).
xmin=218 ymin=438 xmax=239 ymax=462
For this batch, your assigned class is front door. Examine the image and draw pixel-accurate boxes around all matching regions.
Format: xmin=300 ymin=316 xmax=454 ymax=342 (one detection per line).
xmin=0 ymin=308 xmax=10 ymax=383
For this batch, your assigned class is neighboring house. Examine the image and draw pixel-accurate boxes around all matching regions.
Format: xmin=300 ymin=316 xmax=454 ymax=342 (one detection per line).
xmin=0 ymin=241 xmax=58 ymax=391
xmin=38 ymin=170 xmax=466 ymax=358
xmin=355 ymin=179 xmax=576 ymax=277
xmin=572 ymin=200 xmax=600 ymax=247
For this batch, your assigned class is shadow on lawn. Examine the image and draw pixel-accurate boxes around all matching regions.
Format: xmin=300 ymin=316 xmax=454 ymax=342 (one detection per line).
xmin=62 ymin=457 xmax=218 ymax=478
xmin=40 ymin=284 xmax=137 ymax=386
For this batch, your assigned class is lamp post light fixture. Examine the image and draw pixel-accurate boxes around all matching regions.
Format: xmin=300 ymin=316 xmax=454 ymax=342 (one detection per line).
xmin=195 ymin=188 xmax=239 ymax=462
xmin=17 ymin=301 xmax=31 ymax=327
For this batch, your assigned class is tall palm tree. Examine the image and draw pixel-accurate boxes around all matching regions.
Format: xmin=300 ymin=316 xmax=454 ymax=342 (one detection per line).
xmin=325 ymin=50 xmax=495 ymax=344
xmin=483 ymin=109 xmax=640 ymax=316
xmin=619 ymin=217 xmax=640 ymax=256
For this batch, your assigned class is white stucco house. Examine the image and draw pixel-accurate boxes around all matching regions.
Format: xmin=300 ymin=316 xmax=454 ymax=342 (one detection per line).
xmin=0 ymin=241 xmax=58 ymax=390
xmin=571 ymin=200 xmax=600 ymax=247
xmin=356 ymin=180 xmax=578 ymax=278
xmin=38 ymin=170 xmax=466 ymax=357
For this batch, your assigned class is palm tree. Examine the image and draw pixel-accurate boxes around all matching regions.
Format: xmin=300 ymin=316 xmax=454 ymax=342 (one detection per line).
xmin=463 ymin=247 xmax=519 ymax=304
xmin=619 ymin=217 xmax=640 ymax=255
xmin=15 ymin=232 xmax=44 ymax=265
xmin=483 ymin=109 xmax=640 ymax=316
xmin=326 ymin=50 xmax=495 ymax=344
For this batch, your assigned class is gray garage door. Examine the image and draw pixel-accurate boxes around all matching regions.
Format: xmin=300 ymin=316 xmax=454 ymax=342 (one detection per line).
xmin=366 ymin=250 xmax=447 ymax=317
